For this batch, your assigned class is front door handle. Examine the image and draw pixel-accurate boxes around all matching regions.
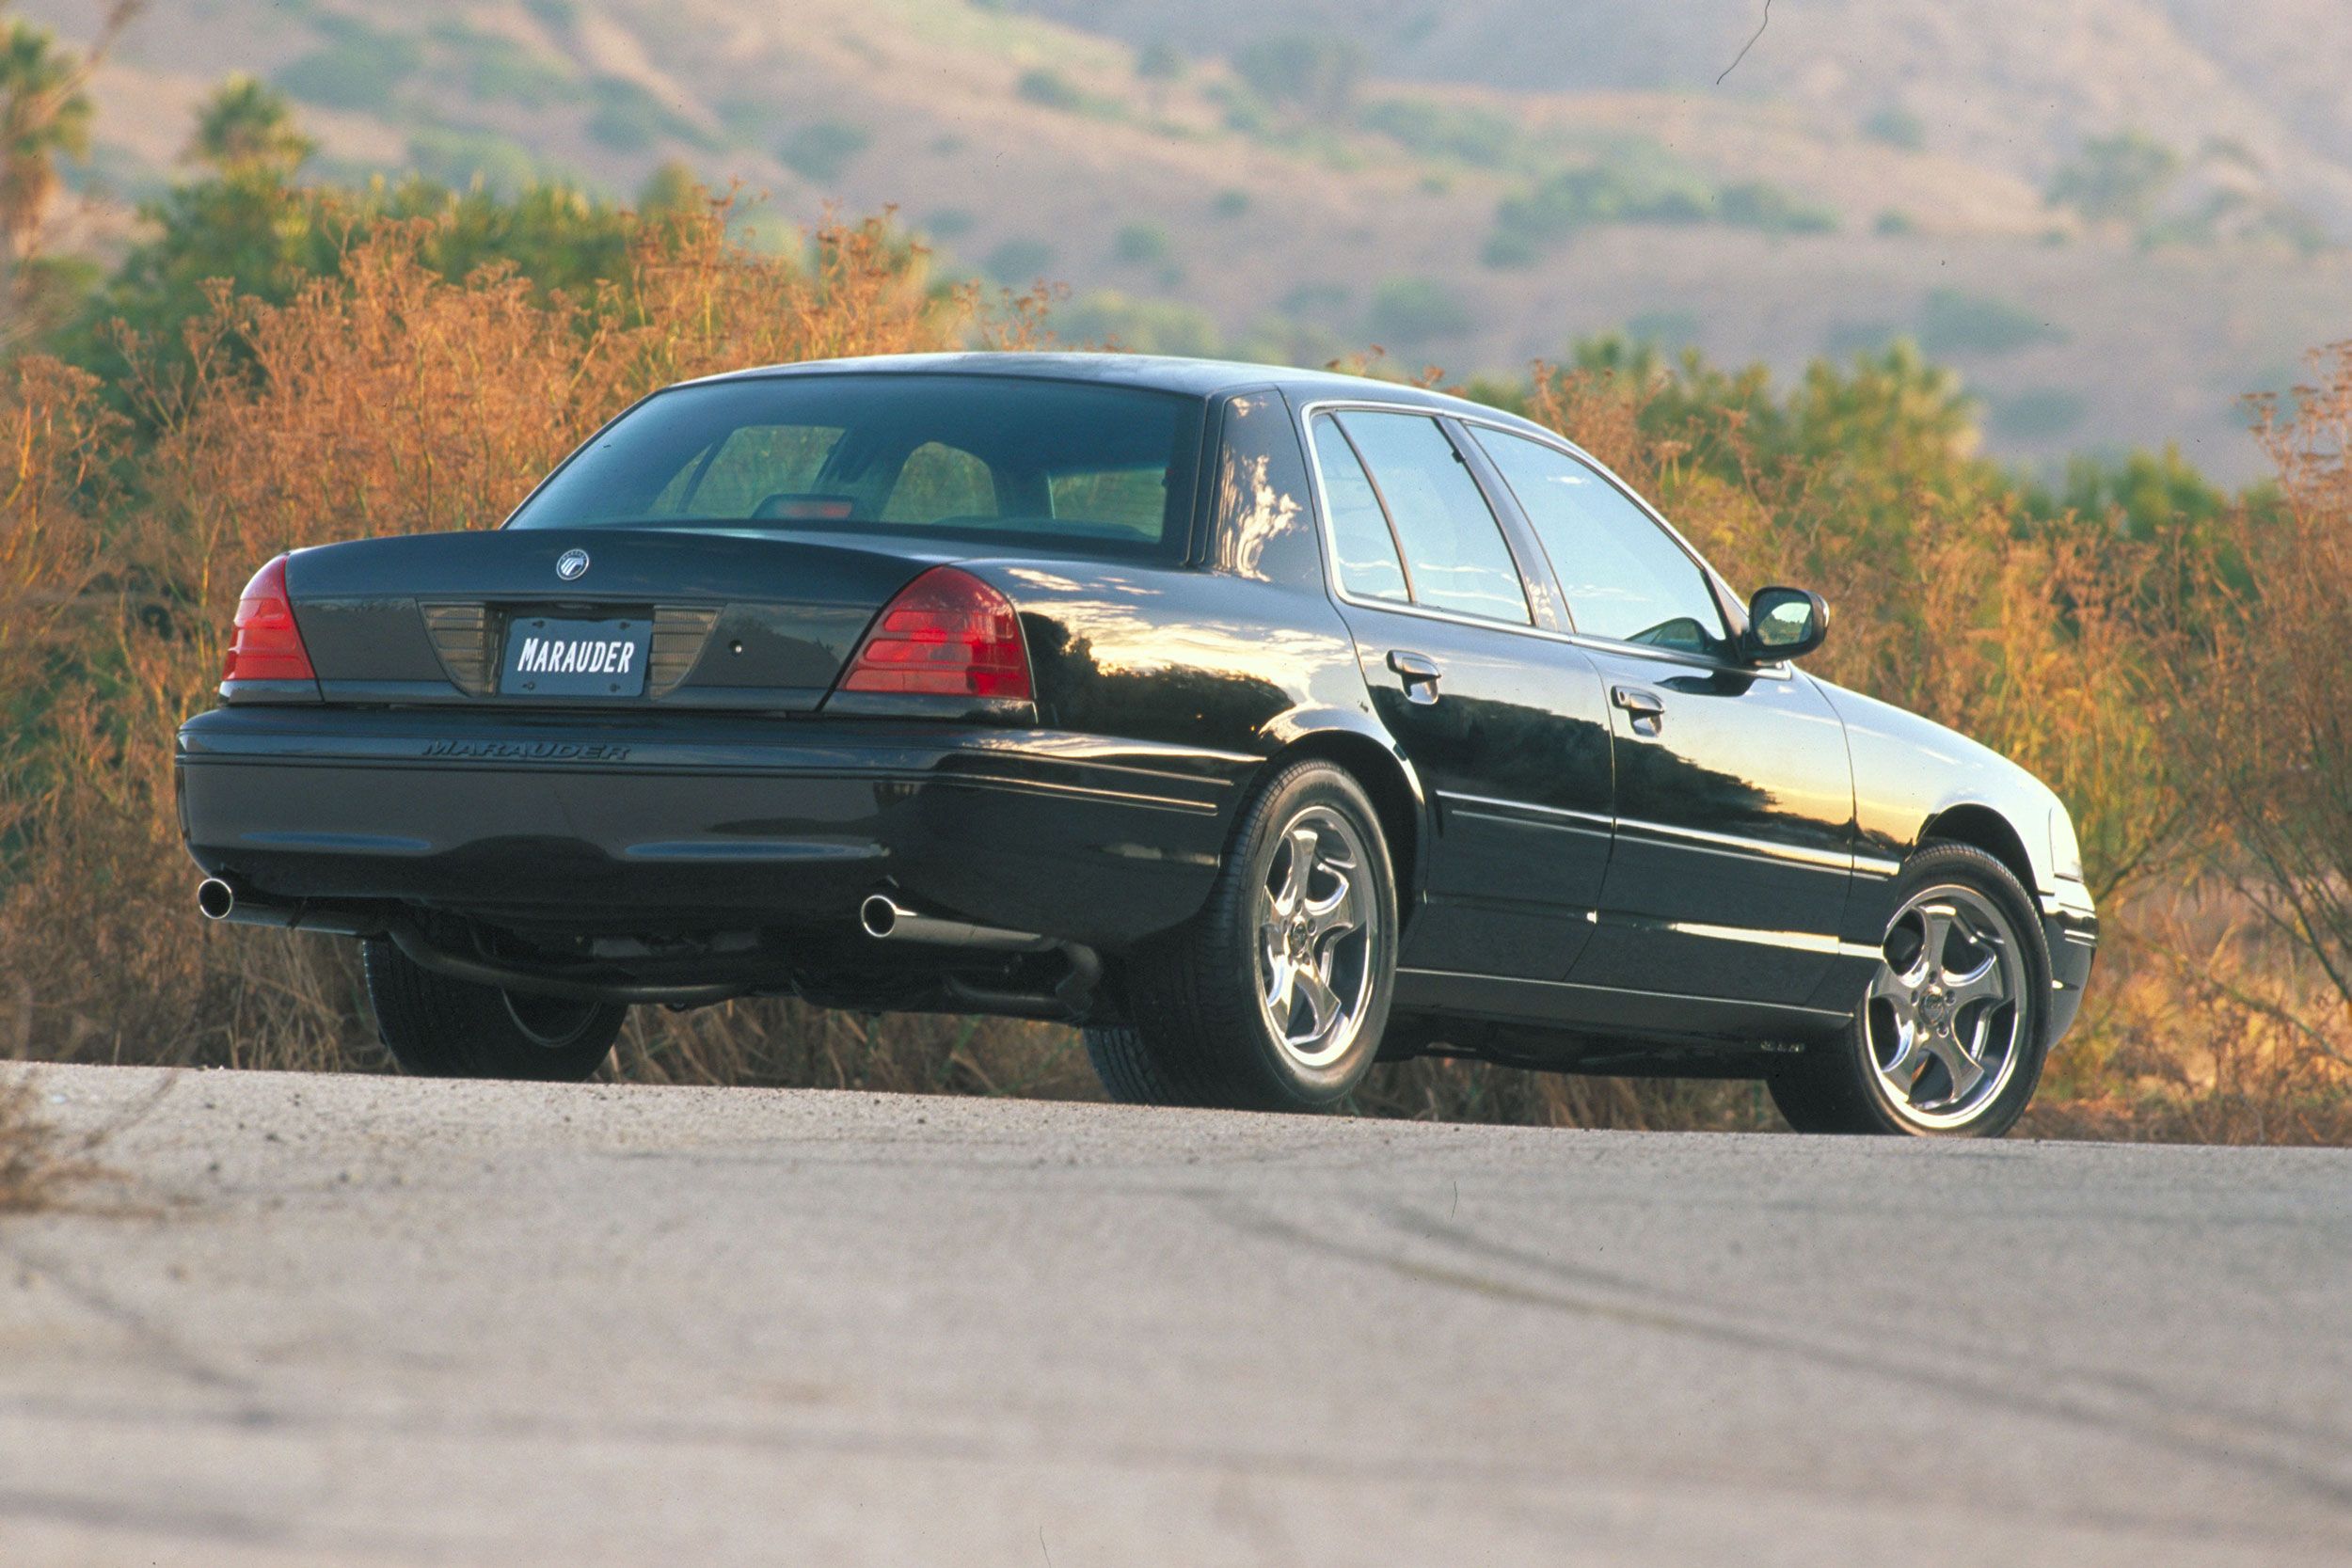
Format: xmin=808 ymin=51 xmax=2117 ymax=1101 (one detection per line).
xmin=1387 ymin=649 xmax=1442 ymax=705
xmin=1612 ymin=684 xmax=1665 ymax=734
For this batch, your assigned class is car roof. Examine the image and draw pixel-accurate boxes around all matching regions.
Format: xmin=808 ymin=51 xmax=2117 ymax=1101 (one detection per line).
xmin=685 ymin=351 xmax=1556 ymax=436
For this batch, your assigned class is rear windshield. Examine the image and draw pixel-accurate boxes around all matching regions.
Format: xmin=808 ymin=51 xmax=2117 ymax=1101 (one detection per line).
xmin=508 ymin=372 xmax=1201 ymax=557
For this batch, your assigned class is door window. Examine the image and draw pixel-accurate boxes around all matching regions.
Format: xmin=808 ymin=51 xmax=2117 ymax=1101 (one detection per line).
xmin=1472 ymin=429 xmax=1726 ymax=654
xmin=1310 ymin=416 xmax=1410 ymax=603
xmin=1330 ymin=412 xmax=1530 ymax=625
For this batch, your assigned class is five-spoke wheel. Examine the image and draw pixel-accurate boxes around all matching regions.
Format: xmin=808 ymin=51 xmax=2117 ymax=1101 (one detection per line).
xmin=1256 ymin=807 xmax=1377 ymax=1070
xmin=1086 ymin=759 xmax=1397 ymax=1112
xmin=1769 ymin=842 xmax=2051 ymax=1137
xmin=1863 ymin=885 xmax=2026 ymax=1129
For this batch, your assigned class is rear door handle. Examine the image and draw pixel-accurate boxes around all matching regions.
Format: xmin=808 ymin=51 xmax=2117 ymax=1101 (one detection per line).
xmin=1387 ymin=649 xmax=1442 ymax=704
xmin=1612 ymin=684 xmax=1665 ymax=733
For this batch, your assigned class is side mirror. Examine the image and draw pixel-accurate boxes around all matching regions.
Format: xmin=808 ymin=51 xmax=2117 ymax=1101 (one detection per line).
xmin=1740 ymin=585 xmax=1829 ymax=663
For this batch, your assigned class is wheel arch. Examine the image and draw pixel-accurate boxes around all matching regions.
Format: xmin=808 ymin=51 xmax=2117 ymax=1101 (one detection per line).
xmin=1918 ymin=803 xmax=2037 ymax=896
xmin=1255 ymin=715 xmax=1427 ymax=927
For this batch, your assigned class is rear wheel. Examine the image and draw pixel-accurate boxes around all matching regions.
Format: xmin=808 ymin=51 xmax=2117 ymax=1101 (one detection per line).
xmin=361 ymin=939 xmax=624 ymax=1082
xmin=1086 ymin=760 xmax=1396 ymax=1113
xmin=1769 ymin=843 xmax=2050 ymax=1137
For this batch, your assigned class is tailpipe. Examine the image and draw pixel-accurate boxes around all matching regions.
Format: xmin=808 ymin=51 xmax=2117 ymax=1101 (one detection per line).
xmin=859 ymin=895 xmax=1055 ymax=953
xmin=197 ymin=878 xmax=238 ymax=921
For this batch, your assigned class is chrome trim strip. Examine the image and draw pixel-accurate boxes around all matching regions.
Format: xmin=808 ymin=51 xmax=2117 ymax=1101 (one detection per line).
xmin=1436 ymin=789 xmax=1613 ymax=831
xmin=1646 ymin=918 xmax=1884 ymax=961
xmin=1854 ymin=855 xmax=1904 ymax=879
xmin=1613 ymin=815 xmax=1854 ymax=873
xmin=1396 ymin=966 xmax=1853 ymax=1021
xmin=1293 ymin=399 xmax=1793 ymax=683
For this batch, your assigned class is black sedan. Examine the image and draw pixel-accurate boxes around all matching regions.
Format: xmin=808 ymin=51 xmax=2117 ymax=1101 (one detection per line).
xmin=180 ymin=354 xmax=2098 ymax=1136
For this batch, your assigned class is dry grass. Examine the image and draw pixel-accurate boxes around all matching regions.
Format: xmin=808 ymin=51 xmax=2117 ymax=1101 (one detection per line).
xmin=0 ymin=203 xmax=2345 ymax=1139
xmin=0 ymin=1076 xmax=99 ymax=1213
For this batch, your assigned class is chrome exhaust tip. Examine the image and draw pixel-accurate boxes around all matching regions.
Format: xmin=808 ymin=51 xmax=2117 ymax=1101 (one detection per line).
xmin=858 ymin=895 xmax=1052 ymax=953
xmin=197 ymin=878 xmax=237 ymax=922
xmin=860 ymin=894 xmax=907 ymax=940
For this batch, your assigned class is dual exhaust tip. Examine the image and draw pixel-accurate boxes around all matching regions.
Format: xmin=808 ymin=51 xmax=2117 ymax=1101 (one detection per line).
xmin=200 ymin=878 xmax=1041 ymax=954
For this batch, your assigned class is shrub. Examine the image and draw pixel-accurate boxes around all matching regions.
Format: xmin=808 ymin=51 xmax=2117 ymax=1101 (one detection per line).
xmin=778 ymin=119 xmax=871 ymax=183
xmin=1987 ymin=387 xmax=2088 ymax=441
xmin=1112 ymin=221 xmax=1171 ymax=266
xmin=1360 ymin=97 xmax=1522 ymax=168
xmin=1915 ymin=288 xmax=2066 ymax=356
xmin=983 ymin=236 xmax=1056 ymax=282
xmin=278 ymin=20 xmax=421 ymax=114
xmin=1016 ymin=68 xmax=1084 ymax=112
xmin=2047 ymin=131 xmax=2181 ymax=227
xmin=1229 ymin=32 xmax=1364 ymax=118
xmin=1366 ymin=277 xmax=1470 ymax=351
xmin=1862 ymin=106 xmax=1925 ymax=150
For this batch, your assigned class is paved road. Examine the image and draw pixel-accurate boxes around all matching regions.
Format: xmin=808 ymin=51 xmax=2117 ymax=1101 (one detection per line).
xmin=1 ymin=1064 xmax=2347 ymax=1566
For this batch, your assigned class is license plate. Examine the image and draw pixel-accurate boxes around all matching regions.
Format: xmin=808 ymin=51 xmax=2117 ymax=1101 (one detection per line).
xmin=501 ymin=617 xmax=651 ymax=697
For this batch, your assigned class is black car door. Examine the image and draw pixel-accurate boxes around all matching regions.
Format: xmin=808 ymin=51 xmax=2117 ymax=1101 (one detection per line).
xmin=1465 ymin=426 xmax=1858 ymax=1006
xmin=1304 ymin=406 xmax=1615 ymax=982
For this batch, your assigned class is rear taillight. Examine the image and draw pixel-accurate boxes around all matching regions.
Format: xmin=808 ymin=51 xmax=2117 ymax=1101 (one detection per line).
xmin=220 ymin=554 xmax=316 ymax=685
xmin=839 ymin=566 xmax=1033 ymax=700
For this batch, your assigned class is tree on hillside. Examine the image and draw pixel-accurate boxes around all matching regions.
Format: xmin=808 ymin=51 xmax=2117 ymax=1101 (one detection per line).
xmin=183 ymin=74 xmax=311 ymax=176
xmin=0 ymin=2 xmax=139 ymax=263
xmin=2046 ymin=131 xmax=2180 ymax=229
xmin=1230 ymin=31 xmax=1365 ymax=120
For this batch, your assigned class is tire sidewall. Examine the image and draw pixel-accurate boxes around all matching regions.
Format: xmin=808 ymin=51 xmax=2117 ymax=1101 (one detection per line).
xmin=1841 ymin=844 xmax=2053 ymax=1137
xmin=1227 ymin=764 xmax=1398 ymax=1108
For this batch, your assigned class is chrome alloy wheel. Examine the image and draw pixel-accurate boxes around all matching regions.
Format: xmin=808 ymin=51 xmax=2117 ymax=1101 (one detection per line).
xmin=1865 ymin=883 xmax=2026 ymax=1129
xmin=1255 ymin=805 xmax=1377 ymax=1069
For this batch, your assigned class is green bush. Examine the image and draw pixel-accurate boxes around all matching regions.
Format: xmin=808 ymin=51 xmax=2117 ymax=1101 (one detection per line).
xmin=1230 ymin=32 xmax=1364 ymax=117
xmin=1366 ymin=277 xmax=1471 ymax=350
xmin=1017 ymin=68 xmax=1085 ymax=112
xmin=1112 ymin=222 xmax=1172 ymax=266
xmin=984 ymin=237 xmax=1056 ymax=281
xmin=779 ymin=119 xmax=871 ymax=183
xmin=1987 ymin=388 xmax=2089 ymax=441
xmin=584 ymin=77 xmax=714 ymax=155
xmin=1057 ymin=290 xmax=1221 ymax=356
xmin=1862 ymin=106 xmax=1926 ymax=150
xmin=278 ymin=19 xmax=422 ymax=113
xmin=1360 ymin=97 xmax=1522 ymax=168
xmin=1915 ymin=289 xmax=2066 ymax=356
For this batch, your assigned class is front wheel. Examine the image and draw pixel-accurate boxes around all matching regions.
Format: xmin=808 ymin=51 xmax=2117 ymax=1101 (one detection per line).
xmin=361 ymin=939 xmax=625 ymax=1082
xmin=1086 ymin=759 xmax=1397 ymax=1113
xmin=1769 ymin=842 xmax=2051 ymax=1137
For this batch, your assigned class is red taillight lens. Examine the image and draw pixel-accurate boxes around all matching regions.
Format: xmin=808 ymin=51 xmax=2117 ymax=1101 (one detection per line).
xmin=221 ymin=554 xmax=316 ymax=684
xmin=839 ymin=566 xmax=1033 ymax=700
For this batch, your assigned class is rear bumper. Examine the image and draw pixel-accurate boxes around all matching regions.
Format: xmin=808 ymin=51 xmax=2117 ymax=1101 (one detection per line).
xmin=177 ymin=706 xmax=1249 ymax=947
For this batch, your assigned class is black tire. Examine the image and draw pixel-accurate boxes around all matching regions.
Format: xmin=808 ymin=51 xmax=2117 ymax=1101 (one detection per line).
xmin=1769 ymin=842 xmax=2052 ymax=1137
xmin=1086 ymin=759 xmax=1398 ymax=1113
xmin=361 ymin=939 xmax=624 ymax=1082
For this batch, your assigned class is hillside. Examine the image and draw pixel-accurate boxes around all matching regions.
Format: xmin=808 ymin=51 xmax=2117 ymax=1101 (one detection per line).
xmin=20 ymin=0 xmax=2351 ymax=481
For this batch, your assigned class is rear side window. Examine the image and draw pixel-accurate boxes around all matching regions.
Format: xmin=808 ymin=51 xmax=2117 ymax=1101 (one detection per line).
xmin=1310 ymin=416 xmax=1409 ymax=603
xmin=511 ymin=373 xmax=1199 ymax=558
xmin=1328 ymin=411 xmax=1530 ymax=626
xmin=1472 ymin=428 xmax=1725 ymax=654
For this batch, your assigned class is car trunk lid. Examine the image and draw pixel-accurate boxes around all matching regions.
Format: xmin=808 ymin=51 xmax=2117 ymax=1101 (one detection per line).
xmin=283 ymin=528 xmax=953 ymax=712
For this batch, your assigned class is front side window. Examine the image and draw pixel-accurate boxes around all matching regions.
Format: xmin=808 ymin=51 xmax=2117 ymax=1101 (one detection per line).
xmin=510 ymin=373 xmax=1197 ymax=557
xmin=1332 ymin=411 xmax=1530 ymax=625
xmin=1472 ymin=429 xmax=1725 ymax=654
